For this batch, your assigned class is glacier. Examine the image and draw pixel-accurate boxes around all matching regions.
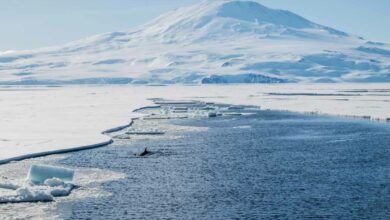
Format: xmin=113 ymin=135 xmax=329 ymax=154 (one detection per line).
xmin=0 ymin=0 xmax=389 ymax=84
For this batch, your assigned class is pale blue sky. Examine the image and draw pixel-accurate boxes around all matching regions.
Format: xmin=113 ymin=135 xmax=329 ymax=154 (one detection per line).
xmin=0 ymin=0 xmax=389 ymax=51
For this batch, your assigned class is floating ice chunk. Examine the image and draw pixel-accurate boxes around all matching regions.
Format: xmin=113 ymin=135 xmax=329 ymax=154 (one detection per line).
xmin=0 ymin=186 xmax=54 ymax=203
xmin=0 ymin=178 xmax=75 ymax=203
xmin=45 ymin=179 xmax=74 ymax=197
xmin=15 ymin=186 xmax=54 ymax=202
xmin=28 ymin=165 xmax=74 ymax=184
xmin=1 ymin=164 xmax=76 ymax=204
xmin=26 ymin=177 xmax=74 ymax=198
xmin=44 ymin=178 xmax=65 ymax=187
xmin=49 ymin=186 xmax=73 ymax=197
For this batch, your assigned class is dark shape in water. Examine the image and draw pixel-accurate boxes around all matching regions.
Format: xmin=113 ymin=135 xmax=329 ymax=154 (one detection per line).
xmin=58 ymin=105 xmax=390 ymax=219
xmin=134 ymin=147 xmax=151 ymax=157
xmin=208 ymin=112 xmax=217 ymax=118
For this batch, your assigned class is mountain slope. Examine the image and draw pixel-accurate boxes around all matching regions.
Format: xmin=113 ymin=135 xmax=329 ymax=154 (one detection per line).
xmin=1 ymin=0 xmax=390 ymax=84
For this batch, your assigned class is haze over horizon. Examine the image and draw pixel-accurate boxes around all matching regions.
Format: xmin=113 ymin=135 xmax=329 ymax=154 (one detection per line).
xmin=0 ymin=0 xmax=389 ymax=51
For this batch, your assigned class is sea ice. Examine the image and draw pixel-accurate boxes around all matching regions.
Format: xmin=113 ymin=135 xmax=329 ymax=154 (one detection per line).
xmin=44 ymin=177 xmax=66 ymax=187
xmin=1 ymin=85 xmax=390 ymax=166
xmin=28 ymin=165 xmax=74 ymax=184
xmin=0 ymin=166 xmax=75 ymax=203
xmin=43 ymin=178 xmax=74 ymax=197
xmin=125 ymin=128 xmax=165 ymax=135
xmin=0 ymin=180 xmax=75 ymax=203
xmin=14 ymin=186 xmax=54 ymax=202
xmin=0 ymin=181 xmax=20 ymax=190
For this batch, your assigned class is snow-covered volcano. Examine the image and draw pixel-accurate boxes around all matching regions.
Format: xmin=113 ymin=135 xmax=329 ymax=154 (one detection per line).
xmin=1 ymin=0 xmax=390 ymax=84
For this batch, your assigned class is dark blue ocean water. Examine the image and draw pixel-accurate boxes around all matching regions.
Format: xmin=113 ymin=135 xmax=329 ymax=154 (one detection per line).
xmin=58 ymin=109 xmax=390 ymax=219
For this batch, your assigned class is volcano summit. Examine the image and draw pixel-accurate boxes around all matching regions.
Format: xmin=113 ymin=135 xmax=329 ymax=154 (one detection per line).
xmin=1 ymin=0 xmax=390 ymax=84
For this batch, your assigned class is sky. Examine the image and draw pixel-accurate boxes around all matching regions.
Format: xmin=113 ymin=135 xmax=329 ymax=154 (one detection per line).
xmin=0 ymin=0 xmax=389 ymax=51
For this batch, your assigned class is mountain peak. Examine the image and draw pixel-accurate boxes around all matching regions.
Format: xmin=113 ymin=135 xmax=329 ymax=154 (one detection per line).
xmin=2 ymin=0 xmax=386 ymax=85
xmin=141 ymin=0 xmax=347 ymax=42
xmin=212 ymin=0 xmax=315 ymax=29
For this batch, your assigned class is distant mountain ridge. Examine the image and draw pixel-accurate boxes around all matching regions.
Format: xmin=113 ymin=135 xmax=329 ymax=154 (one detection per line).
xmin=0 ymin=0 xmax=390 ymax=84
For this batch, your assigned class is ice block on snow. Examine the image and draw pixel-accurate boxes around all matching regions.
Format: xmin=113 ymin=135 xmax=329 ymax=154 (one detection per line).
xmin=28 ymin=165 xmax=74 ymax=184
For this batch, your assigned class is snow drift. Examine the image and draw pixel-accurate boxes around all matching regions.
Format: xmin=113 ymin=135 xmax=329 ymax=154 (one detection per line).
xmin=0 ymin=0 xmax=389 ymax=84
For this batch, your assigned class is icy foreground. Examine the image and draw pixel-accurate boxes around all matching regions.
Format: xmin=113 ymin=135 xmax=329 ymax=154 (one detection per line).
xmin=1 ymin=84 xmax=390 ymax=164
xmin=0 ymin=165 xmax=75 ymax=203
xmin=0 ymin=155 xmax=125 ymax=219
xmin=1 ymin=0 xmax=390 ymax=84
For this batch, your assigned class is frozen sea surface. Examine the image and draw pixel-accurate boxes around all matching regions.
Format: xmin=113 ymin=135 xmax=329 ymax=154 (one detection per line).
xmin=56 ymin=107 xmax=390 ymax=219
xmin=1 ymin=84 xmax=390 ymax=163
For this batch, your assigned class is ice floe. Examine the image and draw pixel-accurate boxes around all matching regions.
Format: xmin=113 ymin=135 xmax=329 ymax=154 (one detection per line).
xmin=28 ymin=165 xmax=74 ymax=184
xmin=0 ymin=165 xmax=75 ymax=203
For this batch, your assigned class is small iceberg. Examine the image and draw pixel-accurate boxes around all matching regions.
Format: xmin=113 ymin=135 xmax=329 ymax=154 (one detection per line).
xmin=0 ymin=165 xmax=75 ymax=203
xmin=28 ymin=165 xmax=74 ymax=184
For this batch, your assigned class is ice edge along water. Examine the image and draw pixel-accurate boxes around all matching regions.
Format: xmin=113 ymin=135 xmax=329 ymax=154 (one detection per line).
xmin=0 ymin=139 xmax=112 ymax=165
xmin=0 ymin=0 xmax=390 ymax=84
xmin=1 ymin=85 xmax=390 ymax=165
xmin=0 ymin=106 xmax=156 ymax=165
